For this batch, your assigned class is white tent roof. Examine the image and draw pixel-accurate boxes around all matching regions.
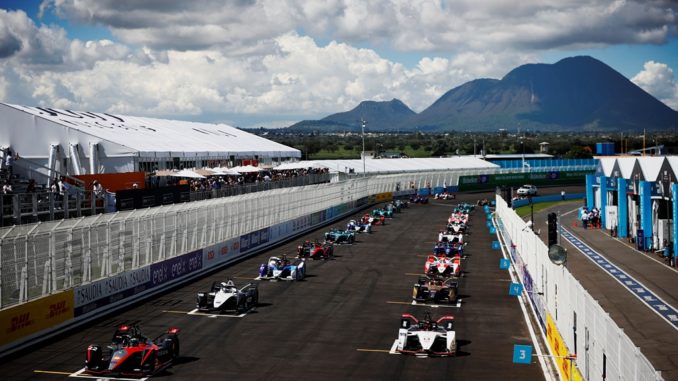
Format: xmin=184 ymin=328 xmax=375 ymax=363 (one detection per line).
xmin=303 ymin=157 xmax=499 ymax=174
xmin=1 ymin=103 xmax=300 ymax=159
xmin=638 ymin=156 xmax=665 ymax=181
xmin=274 ymin=162 xmax=328 ymax=170
xmin=598 ymin=157 xmax=617 ymax=177
xmin=615 ymin=157 xmax=637 ymax=178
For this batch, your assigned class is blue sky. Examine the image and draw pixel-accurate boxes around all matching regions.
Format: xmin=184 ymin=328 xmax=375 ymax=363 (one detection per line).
xmin=0 ymin=0 xmax=676 ymax=127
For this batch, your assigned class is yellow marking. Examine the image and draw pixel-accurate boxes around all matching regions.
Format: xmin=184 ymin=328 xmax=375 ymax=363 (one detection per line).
xmin=162 ymin=310 xmax=190 ymax=314
xmin=33 ymin=370 xmax=72 ymax=375
xmin=386 ymin=301 xmax=412 ymax=305
xmin=234 ymin=276 xmax=256 ymax=280
xmin=404 ymin=273 xmax=422 ymax=276
xmin=356 ymin=348 xmax=391 ymax=353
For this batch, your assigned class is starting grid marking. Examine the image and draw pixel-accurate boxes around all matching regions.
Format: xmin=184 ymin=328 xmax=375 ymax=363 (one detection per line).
xmin=561 ymin=228 xmax=678 ymax=330
xmin=386 ymin=299 xmax=462 ymax=308
xmin=163 ymin=308 xmax=250 ymax=318
xmin=68 ymin=368 xmax=149 ymax=381
xmin=356 ymin=340 xmax=400 ymax=355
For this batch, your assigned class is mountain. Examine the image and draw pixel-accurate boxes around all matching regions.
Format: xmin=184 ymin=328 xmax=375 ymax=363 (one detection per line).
xmin=288 ymin=99 xmax=416 ymax=132
xmin=405 ymin=56 xmax=678 ymax=131
xmin=287 ymin=56 xmax=678 ymax=132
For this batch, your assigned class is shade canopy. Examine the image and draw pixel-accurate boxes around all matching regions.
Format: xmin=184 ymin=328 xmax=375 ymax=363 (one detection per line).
xmin=208 ymin=167 xmax=242 ymax=176
xmin=170 ymin=169 xmax=206 ymax=179
xmin=230 ymin=165 xmax=262 ymax=173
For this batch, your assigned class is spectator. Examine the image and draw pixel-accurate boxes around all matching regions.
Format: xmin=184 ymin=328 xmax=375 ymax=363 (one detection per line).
xmin=2 ymin=181 xmax=12 ymax=194
xmin=26 ymin=179 xmax=36 ymax=193
xmin=5 ymin=148 xmax=14 ymax=179
xmin=93 ymin=180 xmax=104 ymax=198
xmin=581 ymin=208 xmax=589 ymax=229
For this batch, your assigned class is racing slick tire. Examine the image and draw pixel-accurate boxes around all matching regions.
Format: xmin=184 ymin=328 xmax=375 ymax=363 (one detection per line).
xmin=85 ymin=344 xmax=103 ymax=370
xmin=348 ymin=236 xmax=354 ymax=244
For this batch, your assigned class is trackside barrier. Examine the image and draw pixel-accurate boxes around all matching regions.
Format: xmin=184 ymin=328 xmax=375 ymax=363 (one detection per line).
xmin=494 ymin=195 xmax=663 ymax=381
xmin=0 ymin=171 xmax=464 ymax=354
xmin=0 ymin=289 xmax=74 ymax=347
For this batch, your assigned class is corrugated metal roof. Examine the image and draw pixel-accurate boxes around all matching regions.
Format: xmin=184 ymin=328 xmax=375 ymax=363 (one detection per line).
xmin=2 ymin=103 xmax=300 ymax=158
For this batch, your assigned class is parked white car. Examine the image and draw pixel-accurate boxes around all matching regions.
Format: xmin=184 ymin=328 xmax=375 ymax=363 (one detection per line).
xmin=517 ymin=184 xmax=538 ymax=196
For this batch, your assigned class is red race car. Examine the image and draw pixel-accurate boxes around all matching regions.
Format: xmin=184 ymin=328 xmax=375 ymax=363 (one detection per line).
xmin=424 ymin=253 xmax=462 ymax=278
xmin=297 ymin=240 xmax=334 ymax=260
xmin=85 ymin=324 xmax=180 ymax=377
xmin=361 ymin=213 xmax=385 ymax=226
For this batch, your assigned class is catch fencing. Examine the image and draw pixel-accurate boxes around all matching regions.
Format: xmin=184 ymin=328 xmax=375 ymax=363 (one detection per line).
xmin=0 ymin=170 xmax=491 ymax=310
xmin=495 ymin=195 xmax=662 ymax=381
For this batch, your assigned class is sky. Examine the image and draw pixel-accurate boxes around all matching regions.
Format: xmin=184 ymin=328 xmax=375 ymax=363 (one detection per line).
xmin=0 ymin=0 xmax=677 ymax=128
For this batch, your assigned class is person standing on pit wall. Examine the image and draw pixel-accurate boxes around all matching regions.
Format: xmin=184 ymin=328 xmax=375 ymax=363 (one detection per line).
xmin=561 ymin=190 xmax=565 ymax=200
xmin=5 ymin=148 xmax=14 ymax=179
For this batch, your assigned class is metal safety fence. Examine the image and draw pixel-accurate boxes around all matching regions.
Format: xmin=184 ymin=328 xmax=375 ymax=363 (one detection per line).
xmin=495 ymin=196 xmax=662 ymax=381
xmin=0 ymin=170 xmax=492 ymax=310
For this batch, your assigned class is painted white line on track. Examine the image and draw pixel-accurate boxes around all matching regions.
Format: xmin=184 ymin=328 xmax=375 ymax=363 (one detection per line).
xmin=186 ymin=308 xmax=249 ymax=318
xmin=69 ymin=368 xmax=149 ymax=381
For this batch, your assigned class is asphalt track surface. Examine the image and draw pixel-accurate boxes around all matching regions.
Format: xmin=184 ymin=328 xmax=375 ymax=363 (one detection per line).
xmin=1 ymin=192 xmax=547 ymax=381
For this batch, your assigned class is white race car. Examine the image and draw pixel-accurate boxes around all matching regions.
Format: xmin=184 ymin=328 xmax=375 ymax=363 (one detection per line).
xmin=196 ymin=280 xmax=259 ymax=313
xmin=396 ymin=313 xmax=456 ymax=356
xmin=438 ymin=232 xmax=463 ymax=244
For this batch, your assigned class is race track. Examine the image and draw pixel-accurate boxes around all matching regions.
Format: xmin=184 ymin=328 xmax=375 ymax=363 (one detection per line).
xmin=1 ymin=191 xmax=553 ymax=381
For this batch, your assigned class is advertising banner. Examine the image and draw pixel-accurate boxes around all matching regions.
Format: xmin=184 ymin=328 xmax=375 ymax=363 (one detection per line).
xmin=74 ymin=267 xmax=151 ymax=316
xmin=458 ymin=170 xmax=589 ymax=191
xmin=0 ymin=290 xmax=74 ymax=346
xmin=546 ymin=313 xmax=583 ymax=381
xmin=150 ymin=250 xmax=203 ymax=287
xmin=203 ymin=238 xmax=241 ymax=268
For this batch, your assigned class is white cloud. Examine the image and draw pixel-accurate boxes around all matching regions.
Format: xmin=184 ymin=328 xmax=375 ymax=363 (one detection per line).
xmin=0 ymin=2 xmax=674 ymax=125
xmin=40 ymin=0 xmax=677 ymax=53
xmin=632 ymin=61 xmax=678 ymax=110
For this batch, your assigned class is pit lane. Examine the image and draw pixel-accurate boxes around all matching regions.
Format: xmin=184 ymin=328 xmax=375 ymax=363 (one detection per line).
xmin=0 ymin=189 xmax=577 ymax=381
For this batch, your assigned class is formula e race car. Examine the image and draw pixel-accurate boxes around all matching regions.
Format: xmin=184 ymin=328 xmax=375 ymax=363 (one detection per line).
xmin=446 ymin=222 xmax=467 ymax=234
xmin=85 ymin=325 xmax=180 ymax=377
xmin=409 ymin=195 xmax=429 ymax=204
xmin=372 ymin=208 xmax=394 ymax=219
xmin=394 ymin=199 xmax=408 ymax=209
xmin=362 ymin=213 xmax=385 ymax=226
xmin=438 ymin=232 xmax=463 ymax=244
xmin=396 ymin=312 xmax=456 ymax=356
xmin=196 ymin=280 xmax=258 ymax=313
xmin=257 ymin=255 xmax=306 ymax=280
xmin=424 ymin=254 xmax=462 ymax=278
xmin=385 ymin=202 xmax=401 ymax=213
xmin=433 ymin=241 xmax=465 ymax=257
xmin=413 ymin=275 xmax=459 ymax=304
xmin=324 ymin=228 xmax=355 ymax=244
xmin=297 ymin=240 xmax=334 ymax=259
xmin=347 ymin=219 xmax=371 ymax=233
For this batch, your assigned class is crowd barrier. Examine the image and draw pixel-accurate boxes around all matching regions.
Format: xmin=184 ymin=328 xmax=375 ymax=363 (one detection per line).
xmin=0 ymin=171 xmax=459 ymax=355
xmin=495 ymin=195 xmax=662 ymax=381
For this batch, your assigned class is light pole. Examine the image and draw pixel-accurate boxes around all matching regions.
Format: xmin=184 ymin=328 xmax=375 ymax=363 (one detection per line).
xmin=361 ymin=119 xmax=367 ymax=177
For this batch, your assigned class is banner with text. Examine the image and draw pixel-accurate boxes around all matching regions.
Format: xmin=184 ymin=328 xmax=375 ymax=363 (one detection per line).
xmin=0 ymin=290 xmax=74 ymax=346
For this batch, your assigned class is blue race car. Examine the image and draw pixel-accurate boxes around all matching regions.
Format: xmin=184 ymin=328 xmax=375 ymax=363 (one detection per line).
xmin=257 ymin=255 xmax=306 ymax=280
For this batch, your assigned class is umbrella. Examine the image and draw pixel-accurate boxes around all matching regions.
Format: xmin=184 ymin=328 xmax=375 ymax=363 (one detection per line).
xmin=208 ymin=167 xmax=242 ymax=176
xmin=230 ymin=165 xmax=262 ymax=173
xmin=170 ymin=169 xmax=206 ymax=179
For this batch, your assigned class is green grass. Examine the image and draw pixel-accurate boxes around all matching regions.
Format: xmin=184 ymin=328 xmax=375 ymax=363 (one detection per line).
xmin=514 ymin=200 xmax=578 ymax=218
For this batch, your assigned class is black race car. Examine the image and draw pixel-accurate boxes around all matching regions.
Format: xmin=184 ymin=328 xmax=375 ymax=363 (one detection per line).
xmin=85 ymin=324 xmax=180 ymax=377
